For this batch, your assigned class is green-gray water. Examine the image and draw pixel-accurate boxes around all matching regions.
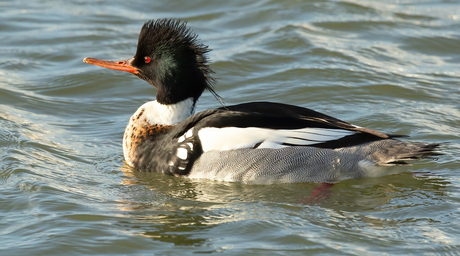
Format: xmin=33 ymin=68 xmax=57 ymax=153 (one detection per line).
xmin=1 ymin=0 xmax=459 ymax=255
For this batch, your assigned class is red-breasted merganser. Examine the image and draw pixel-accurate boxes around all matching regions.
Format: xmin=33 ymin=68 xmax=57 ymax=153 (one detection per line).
xmin=83 ymin=18 xmax=440 ymax=184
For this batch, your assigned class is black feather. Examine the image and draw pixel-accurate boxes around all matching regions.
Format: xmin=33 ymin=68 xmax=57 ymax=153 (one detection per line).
xmin=132 ymin=18 xmax=220 ymax=104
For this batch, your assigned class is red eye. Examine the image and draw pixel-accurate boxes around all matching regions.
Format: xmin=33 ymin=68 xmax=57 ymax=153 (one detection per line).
xmin=144 ymin=56 xmax=151 ymax=63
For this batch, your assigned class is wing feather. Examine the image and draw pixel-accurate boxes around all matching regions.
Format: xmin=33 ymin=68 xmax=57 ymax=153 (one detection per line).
xmin=169 ymin=102 xmax=390 ymax=153
xmin=197 ymin=127 xmax=356 ymax=152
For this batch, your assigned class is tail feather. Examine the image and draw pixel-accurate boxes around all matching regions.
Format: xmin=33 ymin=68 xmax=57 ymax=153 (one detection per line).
xmin=380 ymin=142 xmax=442 ymax=166
xmin=340 ymin=140 xmax=443 ymax=179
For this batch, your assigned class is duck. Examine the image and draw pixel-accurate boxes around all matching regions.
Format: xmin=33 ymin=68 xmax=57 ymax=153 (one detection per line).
xmin=83 ymin=18 xmax=440 ymax=184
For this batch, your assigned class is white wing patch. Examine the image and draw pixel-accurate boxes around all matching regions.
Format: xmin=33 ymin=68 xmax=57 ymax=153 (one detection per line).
xmin=197 ymin=127 xmax=355 ymax=152
xmin=176 ymin=148 xmax=188 ymax=160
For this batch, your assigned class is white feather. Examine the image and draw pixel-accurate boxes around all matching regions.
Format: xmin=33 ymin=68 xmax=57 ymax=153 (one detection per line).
xmin=197 ymin=127 xmax=355 ymax=152
xmin=356 ymin=160 xmax=406 ymax=178
xmin=177 ymin=148 xmax=188 ymax=160
xmin=123 ymin=98 xmax=195 ymax=166
xmin=185 ymin=128 xmax=194 ymax=138
xmin=135 ymin=98 xmax=195 ymax=126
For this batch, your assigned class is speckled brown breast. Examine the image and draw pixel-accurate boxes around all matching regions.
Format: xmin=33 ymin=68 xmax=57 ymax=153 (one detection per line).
xmin=123 ymin=120 xmax=174 ymax=167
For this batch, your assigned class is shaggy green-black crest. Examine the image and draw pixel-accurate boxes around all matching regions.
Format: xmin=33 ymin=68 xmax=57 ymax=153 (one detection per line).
xmin=132 ymin=18 xmax=219 ymax=104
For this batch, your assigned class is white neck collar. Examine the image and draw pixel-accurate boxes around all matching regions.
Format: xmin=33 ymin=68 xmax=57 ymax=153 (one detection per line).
xmin=135 ymin=97 xmax=196 ymax=125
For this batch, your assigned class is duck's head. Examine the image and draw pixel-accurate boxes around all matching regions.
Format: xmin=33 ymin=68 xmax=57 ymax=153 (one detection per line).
xmin=84 ymin=18 xmax=218 ymax=105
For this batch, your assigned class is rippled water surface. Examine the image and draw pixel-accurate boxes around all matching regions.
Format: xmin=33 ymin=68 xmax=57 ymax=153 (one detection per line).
xmin=1 ymin=0 xmax=460 ymax=255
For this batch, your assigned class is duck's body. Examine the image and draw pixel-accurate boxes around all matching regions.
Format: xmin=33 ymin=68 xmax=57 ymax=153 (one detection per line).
xmin=189 ymin=140 xmax=437 ymax=184
xmin=84 ymin=19 xmax=439 ymax=184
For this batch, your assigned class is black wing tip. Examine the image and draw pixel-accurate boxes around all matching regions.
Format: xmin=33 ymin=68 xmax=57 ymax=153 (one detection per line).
xmin=388 ymin=134 xmax=410 ymax=139
xmin=412 ymin=142 xmax=444 ymax=159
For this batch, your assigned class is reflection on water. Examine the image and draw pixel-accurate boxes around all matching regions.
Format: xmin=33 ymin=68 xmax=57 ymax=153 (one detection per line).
xmin=114 ymin=163 xmax=452 ymax=249
xmin=121 ymin=163 xmax=449 ymax=206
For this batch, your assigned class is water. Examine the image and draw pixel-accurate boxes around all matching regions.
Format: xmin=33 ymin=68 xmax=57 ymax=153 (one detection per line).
xmin=1 ymin=0 xmax=459 ymax=255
